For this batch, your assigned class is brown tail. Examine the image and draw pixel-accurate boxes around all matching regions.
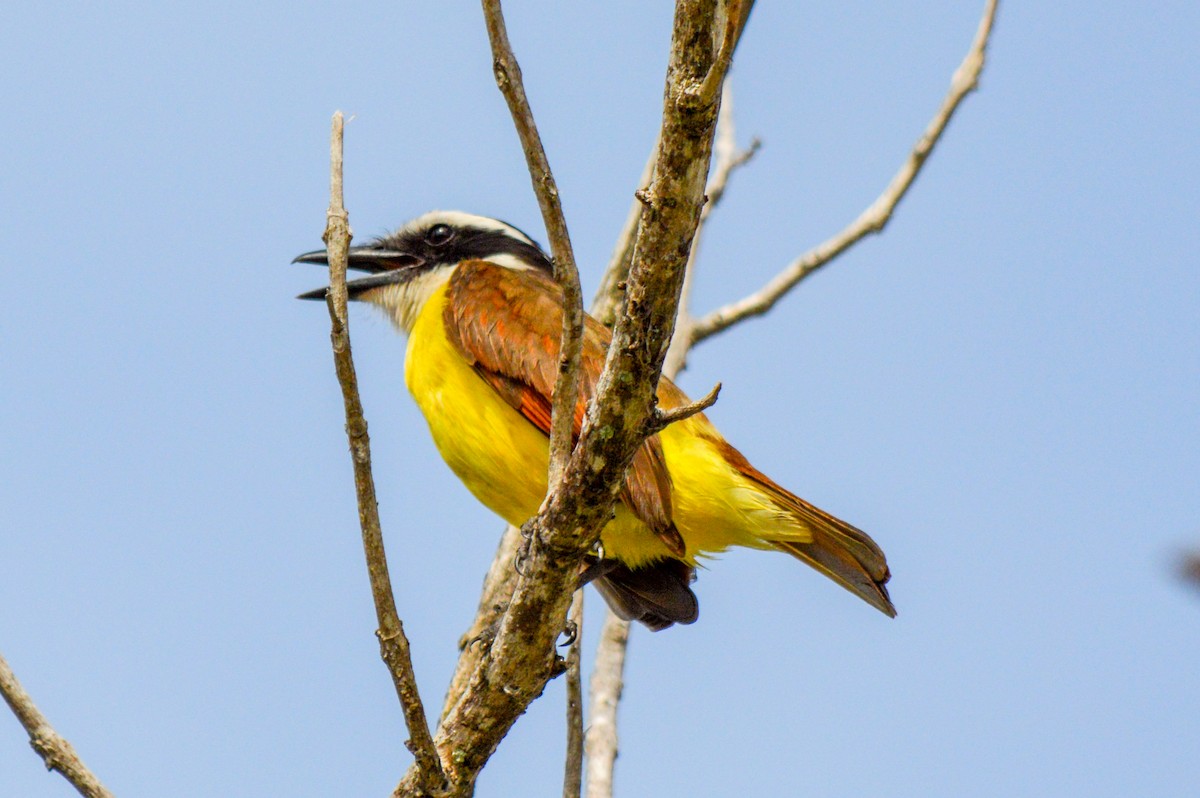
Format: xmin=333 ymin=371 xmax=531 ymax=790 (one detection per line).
xmin=716 ymin=439 xmax=896 ymax=617
xmin=769 ymin=501 xmax=896 ymax=618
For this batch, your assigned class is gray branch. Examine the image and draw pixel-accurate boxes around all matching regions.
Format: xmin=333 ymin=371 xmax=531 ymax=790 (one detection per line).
xmin=319 ymin=113 xmax=445 ymax=795
xmin=689 ymin=0 xmax=1000 ymax=345
xmin=482 ymin=0 xmax=584 ymax=487
xmin=396 ymin=2 xmax=738 ymax=794
xmin=583 ymin=3 xmax=999 ymax=796
xmin=0 ymin=650 xmax=115 ymax=798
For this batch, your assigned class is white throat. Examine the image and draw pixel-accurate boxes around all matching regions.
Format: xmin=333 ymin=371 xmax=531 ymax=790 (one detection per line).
xmin=362 ymin=264 xmax=456 ymax=334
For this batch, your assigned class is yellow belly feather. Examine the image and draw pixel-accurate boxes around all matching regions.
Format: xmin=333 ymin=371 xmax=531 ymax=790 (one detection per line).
xmin=404 ymin=283 xmax=811 ymax=568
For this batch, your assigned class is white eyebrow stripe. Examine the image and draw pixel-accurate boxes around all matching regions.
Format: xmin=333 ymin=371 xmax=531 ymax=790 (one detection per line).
xmin=399 ymin=210 xmax=537 ymax=247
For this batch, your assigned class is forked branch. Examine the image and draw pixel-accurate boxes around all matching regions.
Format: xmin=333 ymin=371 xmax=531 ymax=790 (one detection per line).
xmin=584 ymin=3 xmax=999 ymax=796
xmin=689 ymin=0 xmax=999 ymax=344
xmin=399 ymin=2 xmax=739 ymax=794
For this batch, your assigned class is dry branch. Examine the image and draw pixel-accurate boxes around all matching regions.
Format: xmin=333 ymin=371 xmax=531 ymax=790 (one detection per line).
xmin=482 ymin=0 xmax=583 ymax=487
xmin=0 ymin=651 xmax=114 ymax=798
xmin=583 ymin=614 xmax=630 ymax=798
xmin=689 ymin=0 xmax=999 ymax=344
xmin=647 ymin=382 xmax=722 ymax=435
xmin=665 ymin=77 xmax=759 ymax=377
xmin=593 ymin=140 xmax=658 ymax=327
xmin=563 ymin=591 xmax=586 ymax=798
xmin=319 ymin=112 xmax=445 ymax=794
xmin=583 ymin=4 xmax=998 ymax=795
xmin=397 ymin=2 xmax=737 ymax=793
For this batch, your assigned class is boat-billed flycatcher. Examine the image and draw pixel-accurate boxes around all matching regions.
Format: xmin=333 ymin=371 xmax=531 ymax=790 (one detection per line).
xmin=296 ymin=211 xmax=894 ymax=630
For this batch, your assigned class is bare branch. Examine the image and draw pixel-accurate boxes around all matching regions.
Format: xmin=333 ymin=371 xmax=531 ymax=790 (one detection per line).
xmin=562 ymin=591 xmax=585 ymax=798
xmin=0 ymin=651 xmax=114 ymax=798
xmin=592 ymin=138 xmax=659 ymax=327
xmin=705 ymin=84 xmax=761 ymax=217
xmin=665 ymin=77 xmax=759 ymax=376
xmin=584 ymin=8 xmax=758 ymax=794
xmin=690 ymin=0 xmax=1000 ymax=344
xmin=320 ymin=112 xmax=445 ymax=794
xmin=583 ymin=613 xmax=630 ymax=798
xmin=595 ymin=2 xmax=755 ymax=330
xmin=482 ymin=0 xmax=583 ymax=487
xmin=443 ymin=523 xmax=524 ymax=720
xmin=682 ymin=0 xmax=743 ymax=107
xmin=399 ymin=3 xmax=738 ymax=793
xmin=647 ymin=383 xmax=721 ymax=435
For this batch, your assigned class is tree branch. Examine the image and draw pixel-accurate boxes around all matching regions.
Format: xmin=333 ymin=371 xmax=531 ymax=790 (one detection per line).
xmin=435 ymin=0 xmax=591 ymax=718
xmin=583 ymin=612 xmax=630 ymax=798
xmin=562 ymin=590 xmax=585 ymax=798
xmin=584 ymin=5 xmax=996 ymax=795
xmin=594 ymin=2 xmax=755 ymax=330
xmin=584 ymin=12 xmax=758 ymax=796
xmin=646 ymin=382 xmax=722 ymax=436
xmin=592 ymin=138 xmax=659 ymax=327
xmin=690 ymin=0 xmax=999 ymax=344
xmin=0 ymin=651 xmax=114 ymax=798
xmin=320 ymin=112 xmax=445 ymax=795
xmin=482 ymin=0 xmax=584 ymax=487
xmin=664 ymin=77 xmax=759 ymax=376
xmin=682 ymin=0 xmax=742 ymax=108
xmin=397 ymin=2 xmax=737 ymax=793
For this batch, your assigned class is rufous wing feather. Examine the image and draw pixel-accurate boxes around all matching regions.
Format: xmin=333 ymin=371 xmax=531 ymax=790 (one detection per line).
xmin=442 ymin=260 xmax=684 ymax=556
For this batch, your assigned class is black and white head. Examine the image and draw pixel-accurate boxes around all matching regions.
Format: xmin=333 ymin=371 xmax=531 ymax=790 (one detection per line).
xmin=295 ymin=210 xmax=552 ymax=331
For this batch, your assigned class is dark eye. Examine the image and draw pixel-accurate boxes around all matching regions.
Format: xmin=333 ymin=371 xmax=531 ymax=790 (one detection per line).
xmin=425 ymin=224 xmax=454 ymax=246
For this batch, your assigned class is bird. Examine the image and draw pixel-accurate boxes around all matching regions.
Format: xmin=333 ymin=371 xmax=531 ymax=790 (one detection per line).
xmin=295 ymin=210 xmax=894 ymax=630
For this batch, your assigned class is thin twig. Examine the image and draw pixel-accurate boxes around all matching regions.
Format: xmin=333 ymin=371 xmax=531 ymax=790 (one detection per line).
xmin=320 ymin=112 xmax=445 ymax=795
xmin=583 ymin=614 xmax=630 ymax=798
xmin=482 ymin=0 xmax=583 ymax=488
xmin=690 ymin=0 xmax=1000 ymax=344
xmin=0 ymin=651 xmax=114 ymax=798
xmin=562 ymin=590 xmax=585 ymax=798
xmin=646 ymin=383 xmax=721 ymax=435
xmin=704 ymin=83 xmax=761 ymax=217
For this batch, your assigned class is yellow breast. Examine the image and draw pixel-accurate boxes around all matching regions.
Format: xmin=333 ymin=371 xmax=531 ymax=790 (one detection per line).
xmin=405 ymin=281 xmax=551 ymax=529
xmin=404 ymin=282 xmax=807 ymax=568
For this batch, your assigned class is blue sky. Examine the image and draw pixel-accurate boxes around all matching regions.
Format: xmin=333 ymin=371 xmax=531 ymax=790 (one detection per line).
xmin=2 ymin=2 xmax=1198 ymax=796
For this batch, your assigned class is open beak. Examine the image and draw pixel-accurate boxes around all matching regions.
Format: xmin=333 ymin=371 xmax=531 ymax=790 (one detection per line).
xmin=293 ymin=246 xmax=424 ymax=300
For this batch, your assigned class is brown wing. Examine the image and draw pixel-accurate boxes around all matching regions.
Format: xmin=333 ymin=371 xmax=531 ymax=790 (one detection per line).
xmin=443 ymin=259 xmax=685 ymax=557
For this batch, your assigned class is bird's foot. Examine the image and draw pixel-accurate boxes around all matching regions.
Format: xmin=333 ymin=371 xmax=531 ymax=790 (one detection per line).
xmin=515 ymin=520 xmax=536 ymax=576
xmin=458 ymin=611 xmax=505 ymax=652
xmin=559 ymin=618 xmax=579 ymax=648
